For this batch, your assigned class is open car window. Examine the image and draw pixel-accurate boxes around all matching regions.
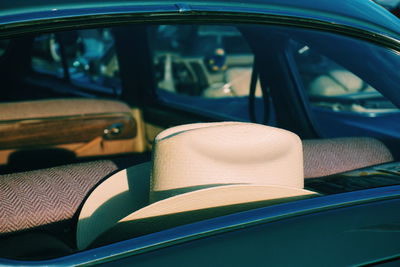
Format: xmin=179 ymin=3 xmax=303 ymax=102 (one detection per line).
xmin=31 ymin=29 xmax=121 ymax=98
xmin=290 ymin=41 xmax=399 ymax=115
xmin=286 ymin=38 xmax=400 ymax=139
xmin=148 ymin=25 xmax=266 ymax=122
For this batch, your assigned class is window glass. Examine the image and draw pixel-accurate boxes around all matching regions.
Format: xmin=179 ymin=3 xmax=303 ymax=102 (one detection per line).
xmin=31 ymin=29 xmax=121 ymax=96
xmin=66 ymin=29 xmax=121 ymax=95
xmin=293 ymin=43 xmax=398 ymax=113
xmin=32 ymin=34 xmax=64 ymax=77
xmin=150 ymin=25 xmax=264 ymax=122
xmin=150 ymin=24 xmax=400 ymax=139
xmin=289 ymin=40 xmax=400 ymax=138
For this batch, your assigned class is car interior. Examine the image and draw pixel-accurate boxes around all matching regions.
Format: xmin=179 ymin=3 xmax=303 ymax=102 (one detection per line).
xmin=0 ymin=23 xmax=399 ymax=261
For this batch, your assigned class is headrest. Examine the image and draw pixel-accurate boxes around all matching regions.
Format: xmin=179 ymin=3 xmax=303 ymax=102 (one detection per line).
xmin=77 ymin=122 xmax=318 ymax=249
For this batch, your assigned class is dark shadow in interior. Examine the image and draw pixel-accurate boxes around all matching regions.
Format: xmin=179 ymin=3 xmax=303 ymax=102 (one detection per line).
xmin=6 ymin=148 xmax=76 ymax=173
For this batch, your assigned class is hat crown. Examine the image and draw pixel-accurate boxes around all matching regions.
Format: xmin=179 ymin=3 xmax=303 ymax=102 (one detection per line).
xmin=150 ymin=122 xmax=303 ymax=202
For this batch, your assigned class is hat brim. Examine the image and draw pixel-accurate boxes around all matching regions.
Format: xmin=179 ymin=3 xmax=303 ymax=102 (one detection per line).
xmin=86 ymin=184 xmax=318 ymax=248
xmin=77 ymin=162 xmax=151 ymax=250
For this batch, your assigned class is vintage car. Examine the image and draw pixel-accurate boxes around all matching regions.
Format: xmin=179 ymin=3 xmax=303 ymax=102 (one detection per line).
xmin=0 ymin=0 xmax=399 ymax=266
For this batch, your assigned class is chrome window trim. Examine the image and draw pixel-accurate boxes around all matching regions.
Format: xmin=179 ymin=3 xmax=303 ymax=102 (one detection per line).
xmin=0 ymin=5 xmax=399 ymax=51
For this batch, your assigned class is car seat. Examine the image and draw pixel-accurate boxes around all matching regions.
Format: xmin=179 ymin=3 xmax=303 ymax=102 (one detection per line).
xmin=0 ymin=126 xmax=394 ymax=259
xmin=0 ymin=98 xmax=146 ymax=171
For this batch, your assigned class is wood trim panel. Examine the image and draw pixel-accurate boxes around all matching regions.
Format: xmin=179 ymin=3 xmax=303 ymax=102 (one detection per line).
xmin=0 ymin=113 xmax=136 ymax=149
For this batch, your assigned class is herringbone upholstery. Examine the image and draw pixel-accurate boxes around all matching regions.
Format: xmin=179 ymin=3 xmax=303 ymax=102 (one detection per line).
xmin=0 ymin=160 xmax=119 ymax=234
xmin=303 ymin=137 xmax=394 ymax=178
xmin=0 ymin=136 xmax=393 ymax=237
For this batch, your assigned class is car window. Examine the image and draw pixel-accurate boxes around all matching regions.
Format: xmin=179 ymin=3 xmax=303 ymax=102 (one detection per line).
xmin=148 ymin=25 xmax=266 ymax=122
xmin=32 ymin=34 xmax=64 ymax=77
xmin=288 ymin=40 xmax=400 ymax=139
xmin=31 ymin=29 xmax=122 ymax=97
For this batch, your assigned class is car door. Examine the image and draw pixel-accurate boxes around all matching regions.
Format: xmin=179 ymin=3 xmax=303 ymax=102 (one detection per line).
xmin=99 ymin=195 xmax=400 ymax=267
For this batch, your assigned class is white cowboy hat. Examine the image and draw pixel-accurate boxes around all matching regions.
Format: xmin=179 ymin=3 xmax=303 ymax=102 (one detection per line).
xmin=77 ymin=122 xmax=318 ymax=249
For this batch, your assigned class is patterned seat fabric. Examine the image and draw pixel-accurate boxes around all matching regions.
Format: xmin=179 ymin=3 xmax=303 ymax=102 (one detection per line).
xmin=303 ymin=137 xmax=394 ymax=178
xmin=0 ymin=160 xmax=121 ymax=235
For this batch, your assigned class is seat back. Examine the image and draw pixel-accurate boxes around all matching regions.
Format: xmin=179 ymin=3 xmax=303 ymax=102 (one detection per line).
xmin=0 ymin=160 xmax=120 ymax=235
xmin=303 ymin=137 xmax=394 ymax=178
xmin=0 ymin=98 xmax=146 ymax=169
